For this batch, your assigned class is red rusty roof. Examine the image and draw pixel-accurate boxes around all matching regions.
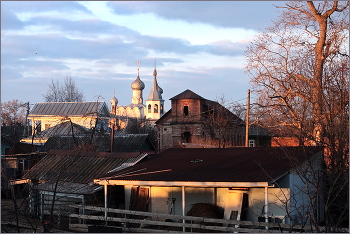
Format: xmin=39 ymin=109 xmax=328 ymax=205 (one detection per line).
xmin=97 ymin=147 xmax=323 ymax=183
xmin=170 ymin=89 xmax=205 ymax=100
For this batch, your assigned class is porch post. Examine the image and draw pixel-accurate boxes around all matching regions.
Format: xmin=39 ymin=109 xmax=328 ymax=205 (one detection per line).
xmin=182 ymin=186 xmax=185 ymax=232
xmin=104 ymin=184 xmax=108 ymax=223
xmin=213 ymin=187 xmax=217 ymax=205
xmin=265 ymin=186 xmax=269 ymax=230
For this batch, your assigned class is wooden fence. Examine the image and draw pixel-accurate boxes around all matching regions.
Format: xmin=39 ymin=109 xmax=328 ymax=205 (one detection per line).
xmin=67 ymin=205 xmax=331 ymax=233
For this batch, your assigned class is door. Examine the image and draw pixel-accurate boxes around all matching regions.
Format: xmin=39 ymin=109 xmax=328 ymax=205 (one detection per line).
xmin=151 ymin=187 xmax=169 ymax=214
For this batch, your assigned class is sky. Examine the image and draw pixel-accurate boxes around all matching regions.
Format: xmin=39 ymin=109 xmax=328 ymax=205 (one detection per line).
xmin=1 ymin=1 xmax=285 ymax=111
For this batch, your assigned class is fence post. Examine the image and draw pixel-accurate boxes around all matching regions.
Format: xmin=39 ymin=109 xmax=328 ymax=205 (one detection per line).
xmin=40 ymin=193 xmax=44 ymax=223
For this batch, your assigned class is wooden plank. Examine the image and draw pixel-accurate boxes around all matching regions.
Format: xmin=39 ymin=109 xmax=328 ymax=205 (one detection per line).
xmin=124 ymin=227 xmax=179 ymax=233
xmin=9 ymin=179 xmax=29 ymax=185
xmin=69 ymin=205 xmax=346 ymax=232
xmin=68 ymin=214 xmax=291 ymax=233
xmin=69 ymin=224 xmax=88 ymax=232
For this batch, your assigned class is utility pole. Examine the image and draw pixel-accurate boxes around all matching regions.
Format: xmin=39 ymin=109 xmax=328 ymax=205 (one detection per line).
xmin=245 ymin=89 xmax=250 ymax=147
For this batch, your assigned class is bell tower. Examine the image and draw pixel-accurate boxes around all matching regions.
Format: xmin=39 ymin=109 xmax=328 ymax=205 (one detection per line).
xmin=146 ymin=60 xmax=164 ymax=121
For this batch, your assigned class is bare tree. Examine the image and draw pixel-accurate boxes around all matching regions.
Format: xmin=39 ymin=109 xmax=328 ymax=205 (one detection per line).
xmin=1 ymin=99 xmax=27 ymax=126
xmin=245 ymin=1 xmax=349 ymax=230
xmin=200 ymin=97 xmax=245 ymax=148
xmin=43 ymin=76 xmax=84 ymax=102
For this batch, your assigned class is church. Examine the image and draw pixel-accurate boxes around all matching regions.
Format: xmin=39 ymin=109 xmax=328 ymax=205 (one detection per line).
xmin=109 ymin=62 xmax=165 ymax=131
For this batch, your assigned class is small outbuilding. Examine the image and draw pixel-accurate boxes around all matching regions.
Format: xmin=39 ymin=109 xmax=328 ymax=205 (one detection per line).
xmin=94 ymin=146 xmax=324 ymax=225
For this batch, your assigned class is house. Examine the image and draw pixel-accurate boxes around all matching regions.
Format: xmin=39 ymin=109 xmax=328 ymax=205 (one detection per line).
xmin=248 ymin=124 xmax=272 ymax=147
xmin=27 ymin=101 xmax=110 ymax=133
xmin=1 ymin=152 xmax=45 ymax=198
xmin=22 ymin=150 xmax=152 ymax=219
xmin=155 ymin=89 xmax=245 ymax=151
xmin=94 ymin=146 xmax=324 ymax=225
xmin=20 ymin=121 xmax=92 ymax=146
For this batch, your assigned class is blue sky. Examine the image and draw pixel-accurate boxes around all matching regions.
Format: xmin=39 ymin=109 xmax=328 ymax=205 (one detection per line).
xmin=1 ymin=1 xmax=284 ymax=111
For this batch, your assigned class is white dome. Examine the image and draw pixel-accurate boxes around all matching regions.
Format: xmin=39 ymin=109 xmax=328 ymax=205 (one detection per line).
xmin=110 ymin=96 xmax=118 ymax=105
xmin=131 ymin=76 xmax=145 ymax=90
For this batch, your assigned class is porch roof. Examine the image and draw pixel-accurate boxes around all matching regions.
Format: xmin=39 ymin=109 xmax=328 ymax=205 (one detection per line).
xmin=94 ymin=146 xmax=323 ymax=187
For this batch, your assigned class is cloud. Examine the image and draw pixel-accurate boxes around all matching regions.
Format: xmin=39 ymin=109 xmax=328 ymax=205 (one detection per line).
xmin=26 ymin=16 xmax=140 ymax=39
xmin=2 ymin=33 xmax=148 ymax=60
xmin=107 ymin=1 xmax=282 ymax=30
xmin=1 ymin=1 xmax=257 ymax=106
xmin=1 ymin=1 xmax=91 ymax=14
xmin=1 ymin=6 xmax=25 ymax=30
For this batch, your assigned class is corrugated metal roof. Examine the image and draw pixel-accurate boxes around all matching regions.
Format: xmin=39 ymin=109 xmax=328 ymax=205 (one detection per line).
xmin=203 ymin=99 xmax=244 ymax=125
xmin=22 ymin=121 xmax=91 ymax=142
xmin=23 ymin=150 xmax=145 ymax=184
xmin=170 ymin=89 xmax=205 ymax=100
xmin=28 ymin=102 xmax=110 ymax=117
xmin=39 ymin=134 xmax=156 ymax=153
xmin=38 ymin=181 xmax=103 ymax=195
xmin=98 ymin=147 xmax=323 ymax=183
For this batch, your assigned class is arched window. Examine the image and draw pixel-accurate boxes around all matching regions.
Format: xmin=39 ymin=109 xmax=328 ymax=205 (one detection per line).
xmin=160 ymin=104 xmax=164 ymax=114
xmin=148 ymin=104 xmax=151 ymax=113
xmin=154 ymin=104 xmax=158 ymax=113
xmin=182 ymin=132 xmax=191 ymax=143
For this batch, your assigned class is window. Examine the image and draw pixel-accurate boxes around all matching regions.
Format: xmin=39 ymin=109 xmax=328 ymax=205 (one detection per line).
xmin=183 ymin=132 xmax=191 ymax=143
xmin=148 ymin=104 xmax=151 ymax=113
xmin=183 ymin=106 xmax=189 ymax=115
xmin=249 ymin=140 xmax=256 ymax=147
xmin=154 ymin=104 xmax=158 ymax=113
xmin=35 ymin=121 xmax=41 ymax=133
xmin=160 ymin=104 xmax=164 ymax=114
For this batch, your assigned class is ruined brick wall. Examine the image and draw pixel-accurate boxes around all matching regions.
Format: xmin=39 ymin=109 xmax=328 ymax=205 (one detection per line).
xmin=171 ymin=99 xmax=202 ymax=122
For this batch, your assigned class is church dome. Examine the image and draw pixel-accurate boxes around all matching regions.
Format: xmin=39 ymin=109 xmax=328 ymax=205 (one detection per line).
xmin=110 ymin=96 xmax=118 ymax=105
xmin=131 ymin=76 xmax=145 ymax=90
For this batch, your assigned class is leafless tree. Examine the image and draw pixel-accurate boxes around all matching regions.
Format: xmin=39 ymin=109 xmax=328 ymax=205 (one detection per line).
xmin=196 ymin=96 xmax=245 ymax=148
xmin=245 ymin=1 xmax=349 ymax=230
xmin=1 ymin=99 xmax=27 ymax=126
xmin=43 ymin=76 xmax=84 ymax=102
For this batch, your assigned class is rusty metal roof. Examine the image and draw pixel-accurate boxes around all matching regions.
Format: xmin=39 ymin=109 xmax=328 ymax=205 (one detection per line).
xmin=98 ymin=147 xmax=323 ymax=183
xmin=28 ymin=102 xmax=110 ymax=117
xmin=170 ymin=89 xmax=205 ymax=100
xmin=39 ymin=134 xmax=156 ymax=153
xmin=23 ymin=150 xmax=148 ymax=184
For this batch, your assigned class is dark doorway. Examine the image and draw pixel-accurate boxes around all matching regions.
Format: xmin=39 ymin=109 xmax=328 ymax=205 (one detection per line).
xmin=183 ymin=132 xmax=191 ymax=143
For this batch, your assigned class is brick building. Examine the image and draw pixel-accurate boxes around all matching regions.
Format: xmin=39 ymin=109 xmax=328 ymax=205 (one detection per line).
xmin=155 ymin=90 xmax=245 ymax=151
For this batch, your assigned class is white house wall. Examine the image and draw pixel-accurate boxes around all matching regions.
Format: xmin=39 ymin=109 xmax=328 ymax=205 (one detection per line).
xmin=124 ymin=186 xmax=293 ymax=224
xmin=31 ymin=116 xmax=98 ymax=131
xmin=247 ymin=188 xmax=291 ymax=223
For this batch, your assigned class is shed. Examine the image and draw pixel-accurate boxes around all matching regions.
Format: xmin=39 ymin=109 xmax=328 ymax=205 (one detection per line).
xmin=94 ymin=146 xmax=324 ymax=225
xmin=22 ymin=150 xmax=149 ymax=218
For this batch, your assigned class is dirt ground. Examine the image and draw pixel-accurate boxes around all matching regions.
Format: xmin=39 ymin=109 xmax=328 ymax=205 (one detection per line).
xmin=1 ymin=198 xmax=70 ymax=233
